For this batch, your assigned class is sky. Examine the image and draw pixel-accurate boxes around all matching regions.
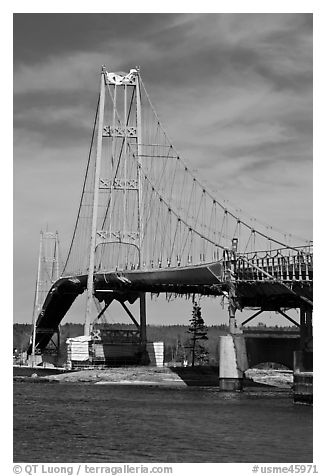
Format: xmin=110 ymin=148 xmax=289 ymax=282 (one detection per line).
xmin=13 ymin=13 xmax=313 ymax=326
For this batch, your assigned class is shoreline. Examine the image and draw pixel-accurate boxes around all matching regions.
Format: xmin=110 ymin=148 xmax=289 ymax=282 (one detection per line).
xmin=13 ymin=366 xmax=293 ymax=389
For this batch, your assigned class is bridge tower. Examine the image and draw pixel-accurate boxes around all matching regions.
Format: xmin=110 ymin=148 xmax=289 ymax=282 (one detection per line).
xmin=84 ymin=66 xmax=146 ymax=345
xmin=31 ymin=230 xmax=61 ymax=365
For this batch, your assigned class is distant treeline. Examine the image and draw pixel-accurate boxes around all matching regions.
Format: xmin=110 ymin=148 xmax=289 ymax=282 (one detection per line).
xmin=13 ymin=322 xmax=295 ymax=364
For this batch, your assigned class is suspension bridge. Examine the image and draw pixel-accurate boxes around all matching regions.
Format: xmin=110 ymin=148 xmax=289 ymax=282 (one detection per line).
xmin=27 ymin=66 xmax=313 ymax=374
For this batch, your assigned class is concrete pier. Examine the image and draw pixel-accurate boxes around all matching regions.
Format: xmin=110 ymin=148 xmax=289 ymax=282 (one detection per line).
xmin=219 ymin=334 xmax=248 ymax=391
xmin=293 ymin=349 xmax=313 ymax=404
xmin=293 ymin=307 xmax=313 ymax=405
xmin=293 ymin=372 xmax=313 ymax=404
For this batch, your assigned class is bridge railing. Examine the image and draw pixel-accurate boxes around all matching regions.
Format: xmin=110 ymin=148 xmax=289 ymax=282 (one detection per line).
xmin=223 ymin=245 xmax=313 ymax=282
xmin=239 ymin=244 xmax=313 ymax=260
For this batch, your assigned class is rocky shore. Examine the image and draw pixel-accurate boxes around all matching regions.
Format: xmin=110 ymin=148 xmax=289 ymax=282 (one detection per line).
xmin=14 ymin=365 xmax=293 ymax=388
xmin=47 ymin=366 xmax=187 ymax=385
xmin=245 ymin=368 xmax=293 ymax=388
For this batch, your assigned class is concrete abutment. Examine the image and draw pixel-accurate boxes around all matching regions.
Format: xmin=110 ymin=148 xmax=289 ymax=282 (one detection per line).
xmin=219 ymin=334 xmax=248 ymax=391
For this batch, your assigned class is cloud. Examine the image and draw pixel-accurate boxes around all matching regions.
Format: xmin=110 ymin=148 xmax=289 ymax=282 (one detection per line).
xmin=14 ymin=103 xmax=97 ymax=150
xmin=14 ymin=40 xmax=159 ymax=95
xmin=13 ymin=13 xmax=312 ymax=324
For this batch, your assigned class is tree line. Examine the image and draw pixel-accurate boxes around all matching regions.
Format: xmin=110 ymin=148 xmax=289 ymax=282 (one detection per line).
xmin=13 ymin=309 xmax=295 ymax=366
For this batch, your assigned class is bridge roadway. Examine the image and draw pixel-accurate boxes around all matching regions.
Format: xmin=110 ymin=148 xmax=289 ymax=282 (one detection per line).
xmin=28 ymin=258 xmax=313 ymax=354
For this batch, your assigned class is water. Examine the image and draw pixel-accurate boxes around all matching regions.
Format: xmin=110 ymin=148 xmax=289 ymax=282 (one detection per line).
xmin=13 ymin=382 xmax=312 ymax=463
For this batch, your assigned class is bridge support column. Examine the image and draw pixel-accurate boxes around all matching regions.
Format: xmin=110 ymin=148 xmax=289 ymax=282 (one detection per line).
xmin=300 ymin=307 xmax=307 ymax=349
xmin=306 ymin=308 xmax=313 ymax=343
xmin=299 ymin=307 xmax=313 ymax=353
xmin=140 ymin=292 xmax=147 ymax=344
xmin=293 ymin=307 xmax=313 ymax=403
xmin=228 ymin=300 xmax=236 ymax=334
xmin=294 ymin=306 xmax=313 ymax=373
xmin=139 ymin=292 xmax=149 ymax=364
xmin=219 ymin=334 xmax=248 ymax=391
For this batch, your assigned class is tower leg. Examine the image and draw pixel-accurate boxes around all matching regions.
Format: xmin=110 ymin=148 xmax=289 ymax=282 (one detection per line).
xmin=85 ymin=69 xmax=106 ymax=337
xmin=84 ymin=313 xmax=93 ymax=337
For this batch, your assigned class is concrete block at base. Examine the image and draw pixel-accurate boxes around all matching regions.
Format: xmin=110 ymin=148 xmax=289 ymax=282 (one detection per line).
xmin=146 ymin=342 xmax=164 ymax=367
xmin=219 ymin=378 xmax=243 ymax=391
xmin=219 ymin=335 xmax=248 ymax=391
xmin=27 ymin=354 xmax=43 ymax=366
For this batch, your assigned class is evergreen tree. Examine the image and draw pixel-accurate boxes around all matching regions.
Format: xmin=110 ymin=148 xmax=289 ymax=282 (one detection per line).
xmin=186 ymin=302 xmax=208 ymax=367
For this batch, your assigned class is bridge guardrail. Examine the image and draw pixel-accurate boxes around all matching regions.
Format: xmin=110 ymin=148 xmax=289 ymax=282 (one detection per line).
xmin=223 ymin=247 xmax=313 ymax=282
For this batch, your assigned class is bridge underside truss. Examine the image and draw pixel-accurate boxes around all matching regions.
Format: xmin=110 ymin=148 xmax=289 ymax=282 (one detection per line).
xmin=28 ymin=264 xmax=312 ymax=354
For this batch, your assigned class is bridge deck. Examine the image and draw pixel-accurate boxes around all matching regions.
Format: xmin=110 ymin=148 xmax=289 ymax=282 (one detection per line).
xmin=28 ymin=260 xmax=312 ymax=354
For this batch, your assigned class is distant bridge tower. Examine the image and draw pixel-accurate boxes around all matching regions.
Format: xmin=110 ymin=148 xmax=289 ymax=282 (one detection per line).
xmin=84 ymin=66 xmax=146 ymax=338
xmin=31 ymin=230 xmax=61 ymax=363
